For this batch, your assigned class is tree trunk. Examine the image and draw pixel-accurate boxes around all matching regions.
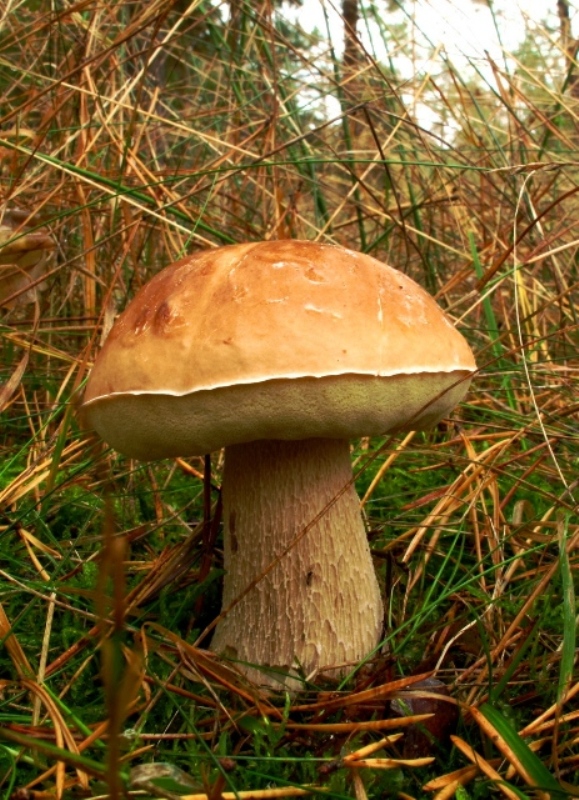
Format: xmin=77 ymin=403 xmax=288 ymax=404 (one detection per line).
xmin=343 ymin=0 xmax=359 ymax=71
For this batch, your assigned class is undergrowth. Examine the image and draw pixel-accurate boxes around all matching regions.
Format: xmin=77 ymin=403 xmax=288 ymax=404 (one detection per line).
xmin=1 ymin=1 xmax=578 ymax=799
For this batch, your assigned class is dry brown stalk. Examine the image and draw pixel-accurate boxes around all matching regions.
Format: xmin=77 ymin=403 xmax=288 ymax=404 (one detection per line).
xmin=282 ymin=715 xmax=433 ymax=733
xmin=346 ymin=756 xmax=434 ymax=769
xmin=341 ymin=734 xmax=404 ymax=761
xmin=422 ymin=764 xmax=480 ymax=793
xmin=360 ymin=430 xmax=417 ymax=507
xmin=468 ymin=706 xmax=549 ymax=798
xmin=291 ymin=671 xmax=434 ymax=714
xmin=0 ymin=603 xmax=34 ymax=678
xmin=180 ymin=789 xmax=320 ymax=800
xmin=450 ymin=735 xmax=522 ymax=800
xmin=350 ymin=770 xmax=369 ymax=800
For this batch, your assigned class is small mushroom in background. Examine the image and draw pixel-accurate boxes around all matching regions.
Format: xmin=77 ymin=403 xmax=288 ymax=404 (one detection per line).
xmin=0 ymin=208 xmax=56 ymax=309
xmin=390 ymin=677 xmax=459 ymax=757
xmin=81 ymin=240 xmax=476 ymax=688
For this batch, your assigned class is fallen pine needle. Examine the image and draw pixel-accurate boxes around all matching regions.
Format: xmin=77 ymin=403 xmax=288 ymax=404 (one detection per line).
xmin=342 ymin=733 xmax=404 ymax=761
xmin=451 ymin=735 xmax=522 ymax=800
xmin=181 ymin=789 xmax=321 ymax=800
xmin=351 ymin=771 xmax=368 ymax=800
xmin=346 ymin=757 xmax=434 ymax=769
xmin=423 ymin=763 xmax=479 ymax=792
xmin=283 ymin=714 xmax=432 ymax=733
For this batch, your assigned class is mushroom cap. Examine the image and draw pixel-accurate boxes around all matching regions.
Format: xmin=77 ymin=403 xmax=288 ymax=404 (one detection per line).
xmin=82 ymin=240 xmax=476 ymax=459
xmin=0 ymin=208 xmax=55 ymax=308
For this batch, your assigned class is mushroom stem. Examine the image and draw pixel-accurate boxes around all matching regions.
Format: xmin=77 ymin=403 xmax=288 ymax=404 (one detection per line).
xmin=211 ymin=438 xmax=384 ymax=687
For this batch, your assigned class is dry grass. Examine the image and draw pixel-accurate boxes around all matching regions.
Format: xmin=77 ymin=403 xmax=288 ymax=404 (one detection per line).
xmin=1 ymin=1 xmax=578 ymax=798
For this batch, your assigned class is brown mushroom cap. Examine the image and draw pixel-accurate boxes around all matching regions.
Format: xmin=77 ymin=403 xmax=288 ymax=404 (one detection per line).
xmin=0 ymin=208 xmax=55 ymax=308
xmin=82 ymin=240 xmax=476 ymax=458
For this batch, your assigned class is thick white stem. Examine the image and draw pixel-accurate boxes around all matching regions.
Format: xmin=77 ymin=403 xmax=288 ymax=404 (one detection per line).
xmin=211 ymin=438 xmax=383 ymax=687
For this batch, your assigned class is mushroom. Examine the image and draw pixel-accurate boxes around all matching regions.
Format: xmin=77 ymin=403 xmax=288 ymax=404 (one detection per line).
xmin=82 ymin=240 xmax=476 ymax=688
xmin=0 ymin=208 xmax=55 ymax=309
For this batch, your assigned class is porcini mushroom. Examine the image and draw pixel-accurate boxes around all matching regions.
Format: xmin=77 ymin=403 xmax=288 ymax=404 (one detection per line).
xmin=0 ymin=208 xmax=55 ymax=308
xmin=82 ymin=240 xmax=476 ymax=687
